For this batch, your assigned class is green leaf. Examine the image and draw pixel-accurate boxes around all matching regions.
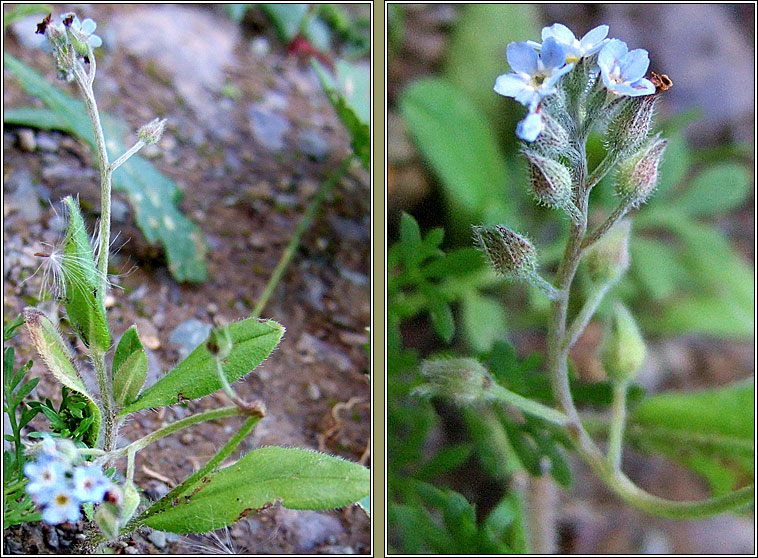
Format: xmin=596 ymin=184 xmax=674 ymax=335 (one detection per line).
xmin=653 ymin=131 xmax=691 ymax=199
xmin=671 ymin=162 xmax=751 ymax=216
xmin=415 ymin=442 xmax=474 ymax=481
xmin=630 ymin=237 xmax=686 ymax=300
xmin=4 ymin=107 xmax=64 ymax=130
xmin=224 ymin=4 xmax=251 ymax=22
xmin=23 ymin=308 xmax=101 ymax=445
xmin=120 ymin=318 xmax=284 ymax=414
xmin=426 ymin=297 xmax=454 ymax=343
xmin=61 ymin=196 xmax=111 ymax=351
xmin=4 ymin=314 xmax=26 ymax=342
xmin=144 ymin=447 xmax=369 ymax=533
xmin=3 ymin=53 xmax=207 ymax=283
xmin=260 ymin=4 xmax=331 ymax=51
xmin=628 ymin=381 xmax=754 ymax=493
xmin=112 ymin=326 xmax=148 ymax=407
xmin=400 ymin=78 xmax=516 ymax=224
xmin=313 ymin=59 xmax=370 ymax=169
xmin=461 ymin=292 xmax=508 ymax=353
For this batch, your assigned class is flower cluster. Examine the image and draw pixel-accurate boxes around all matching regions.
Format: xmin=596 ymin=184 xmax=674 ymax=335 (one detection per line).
xmin=24 ymin=435 xmax=112 ymax=525
xmin=36 ymin=12 xmax=102 ymax=81
xmin=495 ymin=22 xmax=656 ymax=141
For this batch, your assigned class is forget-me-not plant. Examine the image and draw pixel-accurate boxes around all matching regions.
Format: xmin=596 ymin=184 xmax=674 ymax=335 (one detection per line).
xmin=420 ymin=21 xmax=755 ymax=524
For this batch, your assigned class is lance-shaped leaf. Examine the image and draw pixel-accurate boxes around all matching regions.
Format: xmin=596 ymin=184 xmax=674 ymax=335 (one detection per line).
xmin=61 ymin=196 xmax=110 ymax=352
xmin=119 ymin=318 xmax=284 ymax=414
xmin=112 ymin=326 xmax=148 ymax=407
xmin=144 ymin=447 xmax=370 ymax=533
xmin=23 ymin=308 xmax=101 ymax=446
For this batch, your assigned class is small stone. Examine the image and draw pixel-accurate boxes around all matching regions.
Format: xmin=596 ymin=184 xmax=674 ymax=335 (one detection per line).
xmin=104 ymin=294 xmax=117 ymax=308
xmin=249 ymin=105 xmax=289 ymax=151
xmin=299 ymin=129 xmax=329 ymax=161
xmin=147 ymin=530 xmax=167 ymax=549
xmin=43 ymin=526 xmax=59 ymax=549
xmin=250 ymin=36 xmax=270 ymax=57
xmin=306 ymin=382 xmax=321 ymax=401
xmin=168 ymin=318 xmax=212 ymax=359
xmin=206 ymin=302 xmax=218 ymax=315
xmin=17 ymin=129 xmax=36 ymax=152
xmin=128 ymin=284 xmax=149 ymax=301
xmin=111 ymin=198 xmax=130 ymax=222
xmin=135 ymin=318 xmax=161 ymax=350
xmin=36 ymin=133 xmax=60 ymax=152
xmin=180 ymin=432 xmax=194 ymax=445
xmin=124 ymin=546 xmax=139 ymax=554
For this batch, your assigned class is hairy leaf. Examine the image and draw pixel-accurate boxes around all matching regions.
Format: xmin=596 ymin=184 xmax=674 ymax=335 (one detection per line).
xmin=144 ymin=447 xmax=369 ymax=533
xmin=112 ymin=326 xmax=148 ymax=407
xmin=119 ymin=318 xmax=284 ymax=414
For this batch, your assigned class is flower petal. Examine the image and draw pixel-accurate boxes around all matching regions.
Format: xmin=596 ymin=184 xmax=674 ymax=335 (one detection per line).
xmin=80 ymin=18 xmax=97 ymax=34
xmin=540 ymin=37 xmax=566 ymax=70
xmin=494 ymin=73 xmax=529 ymax=98
xmin=526 ymin=40 xmax=542 ymax=50
xmin=619 ymin=49 xmax=650 ymax=82
xmin=88 ymin=34 xmax=102 ymax=48
xmin=628 ymin=78 xmax=656 ymax=96
xmin=580 ymin=25 xmax=609 ymax=49
xmin=507 ymin=41 xmax=538 ymax=74
xmin=542 ymin=23 xmax=576 ymax=45
xmin=543 ymin=62 xmax=574 ymax=89
xmin=598 ymin=39 xmax=627 ymax=70
xmin=517 ymin=111 xmax=543 ymax=142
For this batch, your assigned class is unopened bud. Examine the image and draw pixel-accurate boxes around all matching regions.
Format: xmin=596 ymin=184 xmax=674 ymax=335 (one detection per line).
xmin=414 ymin=358 xmax=493 ymax=404
xmin=615 ymin=134 xmax=667 ymax=207
xmin=137 ymin=118 xmax=167 ymax=145
xmin=601 ymin=303 xmax=646 ymax=384
xmin=584 ymin=219 xmax=631 ymax=284
xmin=532 ymin=111 xmax=572 ymax=157
xmin=522 ymin=149 xmax=581 ymax=223
xmin=472 ymin=224 xmax=537 ymax=280
xmin=606 ymin=95 xmax=657 ymax=155
xmin=94 ymin=501 xmax=121 ymax=540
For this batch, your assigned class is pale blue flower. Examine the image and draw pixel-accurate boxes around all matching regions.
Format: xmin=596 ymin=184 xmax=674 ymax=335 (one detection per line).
xmin=598 ymin=39 xmax=655 ymax=97
xmin=40 ymin=13 xmax=102 ymax=53
xmin=494 ymin=37 xmax=574 ymax=107
xmin=527 ymin=23 xmax=610 ymax=62
xmin=69 ymin=15 xmax=103 ymax=49
xmin=516 ymin=103 xmax=544 ymax=142
xmin=24 ymin=458 xmax=66 ymax=501
xmin=40 ymin=488 xmax=81 ymax=525
xmin=72 ymin=465 xmax=109 ymax=503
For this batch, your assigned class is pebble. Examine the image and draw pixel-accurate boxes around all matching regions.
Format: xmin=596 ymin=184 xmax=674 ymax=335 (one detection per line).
xmin=168 ymin=318 xmax=212 ymax=359
xmin=276 ymin=509 xmax=345 ymax=552
xmin=249 ymin=106 xmax=290 ymax=152
xmin=147 ymin=530 xmax=167 ymax=549
xmin=104 ymin=294 xmax=117 ymax=308
xmin=6 ymin=169 xmax=42 ymax=222
xmin=36 ymin=133 xmax=59 ymax=152
xmin=296 ymin=333 xmax=352 ymax=373
xmin=250 ymin=36 xmax=270 ymax=57
xmin=180 ymin=432 xmax=194 ymax=445
xmin=206 ymin=302 xmax=218 ymax=315
xmin=111 ymin=198 xmax=130 ymax=222
xmin=128 ymin=284 xmax=149 ymax=301
xmin=306 ymin=382 xmax=321 ymax=401
xmin=135 ymin=318 xmax=161 ymax=350
xmin=124 ymin=546 xmax=139 ymax=554
xmin=43 ymin=526 xmax=59 ymax=549
xmin=299 ymin=129 xmax=329 ymax=161
xmin=17 ymin=129 xmax=36 ymax=152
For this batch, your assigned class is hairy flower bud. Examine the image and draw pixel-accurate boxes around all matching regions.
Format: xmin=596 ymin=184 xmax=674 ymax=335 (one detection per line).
xmin=522 ymin=149 xmax=581 ymax=223
xmin=605 ymin=94 xmax=657 ymax=155
xmin=137 ymin=118 xmax=167 ymax=145
xmin=584 ymin=219 xmax=631 ymax=284
xmin=414 ymin=358 xmax=494 ymax=404
xmin=472 ymin=224 xmax=537 ymax=279
xmin=615 ymin=134 xmax=667 ymax=207
xmin=601 ymin=303 xmax=646 ymax=384
xmin=532 ymin=110 xmax=572 ymax=157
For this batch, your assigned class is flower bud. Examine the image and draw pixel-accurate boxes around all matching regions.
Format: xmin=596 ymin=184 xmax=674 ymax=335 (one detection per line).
xmin=584 ymin=219 xmax=631 ymax=284
xmin=605 ymin=94 xmax=657 ymax=155
xmin=601 ymin=303 xmax=646 ymax=384
xmin=94 ymin=501 xmax=121 ymax=540
xmin=522 ymin=149 xmax=581 ymax=223
xmin=615 ymin=134 xmax=667 ymax=207
xmin=472 ymin=224 xmax=537 ymax=280
xmin=532 ymin=111 xmax=572 ymax=157
xmin=413 ymin=358 xmax=494 ymax=404
xmin=137 ymin=118 xmax=167 ymax=145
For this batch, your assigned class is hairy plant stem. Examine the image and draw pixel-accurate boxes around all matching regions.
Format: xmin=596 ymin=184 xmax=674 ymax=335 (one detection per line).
xmin=251 ymin=154 xmax=354 ymax=318
xmin=91 ymin=350 xmax=115 ymax=452
xmin=563 ymin=280 xmax=613 ymax=351
xmin=607 ymin=381 xmax=629 ymax=469
xmin=544 ymin=122 xmax=755 ymax=520
xmin=109 ymin=139 xmax=145 ymax=173
xmin=582 ymin=197 xmax=633 ymax=250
